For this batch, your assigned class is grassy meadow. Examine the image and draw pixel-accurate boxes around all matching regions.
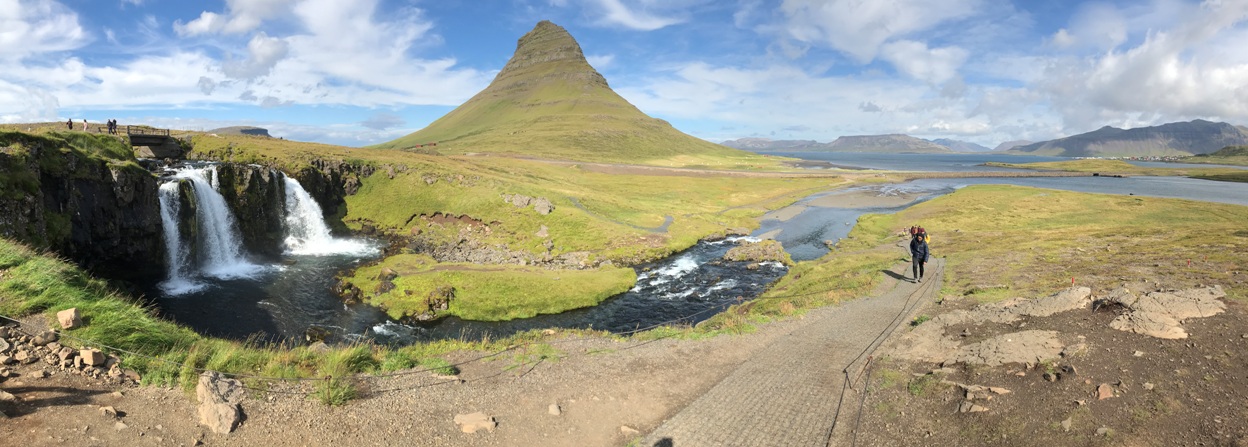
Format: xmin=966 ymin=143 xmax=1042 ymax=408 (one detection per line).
xmin=984 ymin=158 xmax=1245 ymax=178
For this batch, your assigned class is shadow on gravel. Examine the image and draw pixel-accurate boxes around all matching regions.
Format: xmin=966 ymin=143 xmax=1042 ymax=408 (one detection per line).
xmin=880 ymin=269 xmax=908 ymax=282
xmin=0 ymin=385 xmax=111 ymax=417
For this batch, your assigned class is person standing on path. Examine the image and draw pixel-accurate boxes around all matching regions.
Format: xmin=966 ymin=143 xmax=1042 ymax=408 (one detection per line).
xmin=910 ymin=231 xmax=930 ymax=282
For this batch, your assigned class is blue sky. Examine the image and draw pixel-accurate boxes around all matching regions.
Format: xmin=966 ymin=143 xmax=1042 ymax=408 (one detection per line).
xmin=4 ymin=0 xmax=1248 ymax=148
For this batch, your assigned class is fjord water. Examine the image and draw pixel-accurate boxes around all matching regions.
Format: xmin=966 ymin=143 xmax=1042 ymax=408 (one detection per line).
xmin=756 ymin=153 xmax=1248 ymax=261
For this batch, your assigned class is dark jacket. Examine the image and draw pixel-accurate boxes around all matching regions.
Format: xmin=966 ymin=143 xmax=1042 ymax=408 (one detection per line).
xmin=910 ymin=237 xmax=929 ymax=262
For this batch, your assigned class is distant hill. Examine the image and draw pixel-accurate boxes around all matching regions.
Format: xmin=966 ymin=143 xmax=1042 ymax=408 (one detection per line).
xmin=1011 ymin=120 xmax=1248 ymax=157
xmin=372 ymin=21 xmax=752 ymax=163
xmin=824 ymin=134 xmax=953 ymax=153
xmin=723 ymin=134 xmax=953 ymax=154
xmin=720 ymin=138 xmax=823 ymax=151
xmin=993 ymin=140 xmax=1032 ymax=152
xmin=930 ymin=138 xmax=991 ymax=152
xmin=209 ymin=126 xmax=271 ymax=137
xmin=1208 ymin=145 xmax=1248 ymax=157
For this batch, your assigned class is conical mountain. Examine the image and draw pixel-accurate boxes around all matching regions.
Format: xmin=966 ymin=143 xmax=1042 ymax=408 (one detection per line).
xmin=373 ymin=21 xmax=753 ymax=163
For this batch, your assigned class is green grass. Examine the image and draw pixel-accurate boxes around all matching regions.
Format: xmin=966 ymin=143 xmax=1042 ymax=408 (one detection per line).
xmin=1191 ymin=171 xmax=1248 ymax=183
xmin=0 ymin=238 xmax=512 ymax=404
xmin=349 ymin=254 xmax=637 ymax=321
xmin=984 ymin=158 xmax=1243 ymax=178
xmin=843 ymin=184 xmax=1248 ymax=301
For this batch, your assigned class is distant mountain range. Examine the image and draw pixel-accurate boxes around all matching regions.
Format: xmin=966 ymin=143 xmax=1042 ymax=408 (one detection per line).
xmin=1007 ymin=120 xmax=1248 ymax=157
xmin=722 ymin=135 xmax=982 ymax=154
xmin=724 ymin=120 xmax=1248 ymax=157
xmin=993 ymin=140 xmax=1032 ymax=151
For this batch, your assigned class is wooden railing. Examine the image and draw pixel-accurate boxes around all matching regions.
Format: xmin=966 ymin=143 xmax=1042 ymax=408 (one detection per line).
xmin=126 ymin=126 xmax=170 ymax=137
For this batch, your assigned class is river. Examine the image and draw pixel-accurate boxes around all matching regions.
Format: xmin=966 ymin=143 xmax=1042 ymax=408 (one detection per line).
xmin=151 ymin=154 xmax=1248 ymax=345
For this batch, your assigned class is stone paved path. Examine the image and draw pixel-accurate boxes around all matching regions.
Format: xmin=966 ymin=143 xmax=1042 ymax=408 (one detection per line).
xmin=641 ymin=259 xmax=944 ymax=447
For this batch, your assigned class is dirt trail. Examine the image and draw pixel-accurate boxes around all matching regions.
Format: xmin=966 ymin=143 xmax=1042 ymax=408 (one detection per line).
xmin=643 ymin=260 xmax=943 ymax=446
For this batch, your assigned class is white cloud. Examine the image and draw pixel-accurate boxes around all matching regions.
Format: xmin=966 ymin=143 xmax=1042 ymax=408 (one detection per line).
xmin=777 ymin=0 xmax=982 ymax=62
xmin=586 ymin=54 xmax=615 ymax=69
xmin=360 ymin=111 xmax=404 ymax=130
xmin=879 ymin=40 xmax=968 ymax=84
xmin=221 ymin=32 xmax=289 ymax=80
xmin=175 ymin=0 xmax=289 ymax=36
xmin=172 ymin=0 xmax=490 ymax=108
xmin=1040 ymin=0 xmax=1248 ymax=132
xmin=1049 ymin=2 xmax=1128 ymax=50
xmin=0 ymin=0 xmax=89 ymax=57
xmin=591 ymin=0 xmax=686 ymax=30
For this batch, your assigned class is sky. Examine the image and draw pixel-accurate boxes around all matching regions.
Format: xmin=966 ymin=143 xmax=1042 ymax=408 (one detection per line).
xmin=4 ymin=0 xmax=1248 ymax=148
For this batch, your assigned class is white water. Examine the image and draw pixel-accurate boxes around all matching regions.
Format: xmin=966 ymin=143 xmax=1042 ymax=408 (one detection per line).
xmin=157 ymin=166 xmax=264 ymax=295
xmin=281 ymin=176 xmax=377 ymax=256
xmin=157 ymin=181 xmax=206 ymax=295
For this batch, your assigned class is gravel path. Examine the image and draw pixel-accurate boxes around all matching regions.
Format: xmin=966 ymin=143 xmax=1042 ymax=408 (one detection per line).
xmin=641 ymin=259 xmax=944 ymax=447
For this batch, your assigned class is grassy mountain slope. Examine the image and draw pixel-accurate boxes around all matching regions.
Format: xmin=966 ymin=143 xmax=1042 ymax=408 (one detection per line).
xmin=372 ymin=21 xmax=761 ymax=166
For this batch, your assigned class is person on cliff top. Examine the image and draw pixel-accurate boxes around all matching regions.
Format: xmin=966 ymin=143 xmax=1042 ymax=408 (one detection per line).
xmin=910 ymin=229 xmax=930 ymax=283
xmin=66 ymin=119 xmax=73 ymax=130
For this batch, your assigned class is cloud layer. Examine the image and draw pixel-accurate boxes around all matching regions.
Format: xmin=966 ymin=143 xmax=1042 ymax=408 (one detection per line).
xmin=3 ymin=0 xmax=1248 ymax=147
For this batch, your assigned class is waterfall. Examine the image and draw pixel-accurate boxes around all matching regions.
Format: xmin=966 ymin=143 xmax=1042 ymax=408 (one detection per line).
xmin=176 ymin=167 xmax=260 ymax=278
xmin=158 ymin=181 xmax=204 ymax=295
xmin=157 ymin=166 xmax=263 ymax=295
xmin=282 ymin=176 xmax=375 ymax=256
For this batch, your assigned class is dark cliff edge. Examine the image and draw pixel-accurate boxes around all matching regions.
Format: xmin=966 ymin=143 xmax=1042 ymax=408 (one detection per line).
xmin=290 ymin=158 xmax=376 ymax=234
xmin=0 ymin=131 xmax=166 ymax=282
xmin=212 ymin=164 xmax=287 ymax=259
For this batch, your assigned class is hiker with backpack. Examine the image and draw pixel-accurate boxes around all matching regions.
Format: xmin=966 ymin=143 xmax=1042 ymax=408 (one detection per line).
xmin=909 ymin=226 xmax=930 ymax=283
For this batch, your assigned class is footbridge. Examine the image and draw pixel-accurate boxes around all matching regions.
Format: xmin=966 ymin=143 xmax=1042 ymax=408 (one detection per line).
xmin=127 ymin=126 xmax=185 ymax=159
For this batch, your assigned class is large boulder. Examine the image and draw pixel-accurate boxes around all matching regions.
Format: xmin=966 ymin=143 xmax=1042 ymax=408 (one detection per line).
xmin=196 ymin=371 xmax=245 ymax=434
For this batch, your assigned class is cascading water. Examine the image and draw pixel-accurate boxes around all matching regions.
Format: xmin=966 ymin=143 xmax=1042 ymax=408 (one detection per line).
xmin=158 ymin=181 xmax=202 ymax=295
xmin=281 ymin=176 xmax=374 ymax=256
xmin=157 ymin=166 xmax=263 ymax=295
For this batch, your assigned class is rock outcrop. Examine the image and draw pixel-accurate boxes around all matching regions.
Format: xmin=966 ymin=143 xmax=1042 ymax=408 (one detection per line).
xmin=291 ymin=159 xmax=377 ymax=233
xmin=1104 ymin=286 xmax=1226 ymax=339
xmin=212 ymin=164 xmax=286 ymax=258
xmin=0 ymin=132 xmax=166 ymax=281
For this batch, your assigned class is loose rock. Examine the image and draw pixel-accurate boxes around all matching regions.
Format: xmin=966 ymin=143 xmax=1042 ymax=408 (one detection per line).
xmin=548 ymin=404 xmax=561 ymax=416
xmin=99 ymin=406 xmax=119 ymax=419
xmin=80 ymin=349 xmax=105 ymax=366
xmin=56 ymin=308 xmax=82 ymax=329
xmin=32 ymin=331 xmax=58 ymax=346
xmin=196 ymin=371 xmax=245 ymax=434
xmin=1097 ymin=383 xmax=1114 ymax=400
